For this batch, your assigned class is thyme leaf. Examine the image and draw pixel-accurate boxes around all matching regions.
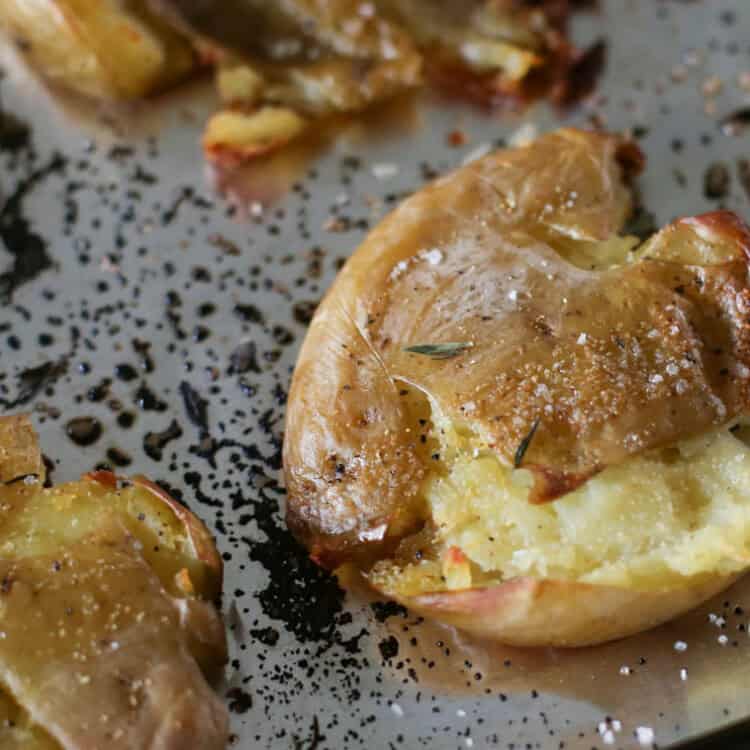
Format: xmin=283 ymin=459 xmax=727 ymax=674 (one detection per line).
xmin=514 ymin=417 xmax=541 ymax=468
xmin=403 ymin=342 xmax=471 ymax=359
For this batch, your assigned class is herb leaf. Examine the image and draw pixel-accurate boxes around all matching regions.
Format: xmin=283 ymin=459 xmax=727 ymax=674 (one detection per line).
xmin=514 ymin=417 xmax=541 ymax=468
xmin=403 ymin=342 xmax=471 ymax=359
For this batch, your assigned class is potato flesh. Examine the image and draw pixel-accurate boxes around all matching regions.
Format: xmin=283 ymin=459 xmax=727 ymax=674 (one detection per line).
xmin=0 ymin=0 xmax=194 ymax=100
xmin=371 ymin=424 xmax=750 ymax=597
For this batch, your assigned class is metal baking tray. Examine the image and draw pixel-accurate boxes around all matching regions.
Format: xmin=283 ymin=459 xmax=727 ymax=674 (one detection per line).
xmin=1 ymin=1 xmax=749 ymax=748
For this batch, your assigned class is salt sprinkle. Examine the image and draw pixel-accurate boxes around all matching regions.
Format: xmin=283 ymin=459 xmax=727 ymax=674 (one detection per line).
xmin=636 ymin=726 xmax=655 ymax=747
xmin=577 ymin=333 xmax=588 ymax=345
xmin=508 ymin=289 xmax=518 ymax=302
xmin=666 ymin=363 xmax=679 ymax=376
xmin=673 ymin=640 xmax=687 ymax=652
xmin=457 ymin=709 xmax=467 ymax=718
xmin=649 ymin=374 xmax=664 ymax=385
xmin=423 ymin=248 xmax=443 ymax=265
xmin=680 ymin=668 xmax=688 ymax=681
xmin=619 ymin=666 xmax=632 ymax=675
xmin=612 ymin=720 xmax=622 ymax=732
xmin=372 ymin=162 xmax=399 ymax=180
xmin=602 ymin=730 xmax=615 ymax=745
xmin=391 ymin=703 xmax=404 ymax=717
xmin=718 ymin=634 xmax=729 ymax=646
xmin=465 ymin=739 xmax=474 ymax=748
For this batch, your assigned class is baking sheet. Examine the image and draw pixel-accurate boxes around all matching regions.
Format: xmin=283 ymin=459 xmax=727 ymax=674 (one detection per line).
xmin=1 ymin=1 xmax=750 ymax=748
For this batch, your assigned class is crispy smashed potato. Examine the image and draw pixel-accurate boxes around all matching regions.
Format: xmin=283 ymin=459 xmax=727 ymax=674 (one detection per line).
xmin=284 ymin=129 xmax=750 ymax=646
xmin=203 ymin=107 xmax=307 ymax=167
xmin=1 ymin=1 xmax=598 ymax=165
xmin=0 ymin=415 xmax=228 ymax=748
xmin=149 ymin=0 xmax=593 ymax=164
xmin=0 ymin=0 xmax=195 ymax=100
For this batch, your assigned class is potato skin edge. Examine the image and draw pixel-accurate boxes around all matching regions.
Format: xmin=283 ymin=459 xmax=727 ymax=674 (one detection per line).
xmin=372 ymin=574 xmax=742 ymax=647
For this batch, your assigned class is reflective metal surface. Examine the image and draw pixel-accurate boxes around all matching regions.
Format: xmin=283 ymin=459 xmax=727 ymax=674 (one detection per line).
xmin=1 ymin=1 xmax=749 ymax=748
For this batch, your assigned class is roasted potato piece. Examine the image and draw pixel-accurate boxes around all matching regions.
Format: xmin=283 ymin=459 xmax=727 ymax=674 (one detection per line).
xmin=0 ymin=415 xmax=228 ymax=748
xmin=284 ymin=129 xmax=750 ymax=646
xmin=151 ymin=0 xmax=423 ymax=115
xmin=0 ymin=0 xmax=195 ymax=100
xmin=203 ymin=107 xmax=307 ymax=166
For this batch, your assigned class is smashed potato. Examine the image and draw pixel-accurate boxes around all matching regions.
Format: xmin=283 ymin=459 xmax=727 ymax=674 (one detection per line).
xmin=0 ymin=415 xmax=228 ymax=748
xmin=150 ymin=0 xmax=593 ymax=164
xmin=284 ymin=129 xmax=750 ymax=646
xmin=0 ymin=0 xmax=195 ymax=100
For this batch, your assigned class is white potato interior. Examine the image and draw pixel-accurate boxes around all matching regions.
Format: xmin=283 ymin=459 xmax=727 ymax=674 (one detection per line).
xmin=371 ymin=422 xmax=750 ymax=596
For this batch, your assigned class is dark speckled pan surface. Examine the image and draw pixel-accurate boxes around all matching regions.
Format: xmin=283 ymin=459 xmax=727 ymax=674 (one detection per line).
xmin=1 ymin=1 xmax=750 ymax=748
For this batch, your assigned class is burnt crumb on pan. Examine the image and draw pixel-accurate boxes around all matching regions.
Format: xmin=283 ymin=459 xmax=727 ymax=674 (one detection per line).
xmin=371 ymin=601 xmax=408 ymax=622
xmin=179 ymin=381 xmax=210 ymax=434
xmin=737 ymin=158 xmax=750 ymax=202
xmin=704 ymin=162 xmax=731 ymax=200
xmin=226 ymin=687 xmax=253 ymax=714
xmin=65 ymin=416 xmax=102 ymax=447
xmin=143 ymin=419 xmax=183 ymax=461
xmin=378 ymin=636 xmax=400 ymax=662
xmin=106 ymin=446 xmax=132 ymax=467
xmin=720 ymin=107 xmax=750 ymax=136
xmin=249 ymin=626 xmax=280 ymax=646
xmin=134 ymin=382 xmax=168 ymax=412
xmin=0 ymin=153 xmax=66 ymax=304
xmin=229 ymin=340 xmax=262 ymax=375
xmin=292 ymin=300 xmax=318 ymax=326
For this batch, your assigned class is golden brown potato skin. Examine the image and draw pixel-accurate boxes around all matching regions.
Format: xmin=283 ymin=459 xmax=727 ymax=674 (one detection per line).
xmin=0 ymin=416 xmax=228 ymax=750
xmin=284 ymin=128 xmax=750 ymax=645
xmin=383 ymin=576 xmax=740 ymax=648
xmin=0 ymin=0 xmax=195 ymax=100
xmin=284 ymin=128 xmax=750 ymax=565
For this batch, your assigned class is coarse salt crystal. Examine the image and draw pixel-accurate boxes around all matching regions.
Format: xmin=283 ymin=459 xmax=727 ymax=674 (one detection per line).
xmin=577 ymin=333 xmax=587 ymax=345
xmin=636 ymin=726 xmax=655 ymax=746
xmin=457 ymin=709 xmax=467 ymax=718
xmin=372 ymin=162 xmax=399 ymax=180
xmin=674 ymin=640 xmax=687 ymax=652
xmin=680 ymin=668 xmax=688 ymax=681
xmin=391 ymin=703 xmax=404 ymax=717
xmin=649 ymin=374 xmax=664 ymax=385
xmin=423 ymin=248 xmax=443 ymax=265
xmin=603 ymin=730 xmax=615 ymax=745
xmin=619 ymin=666 xmax=632 ymax=675
xmin=465 ymin=739 xmax=474 ymax=748
xmin=666 ymin=363 xmax=679 ymax=376
xmin=718 ymin=634 xmax=729 ymax=645
xmin=508 ymin=289 xmax=518 ymax=302
xmin=612 ymin=720 xmax=622 ymax=732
